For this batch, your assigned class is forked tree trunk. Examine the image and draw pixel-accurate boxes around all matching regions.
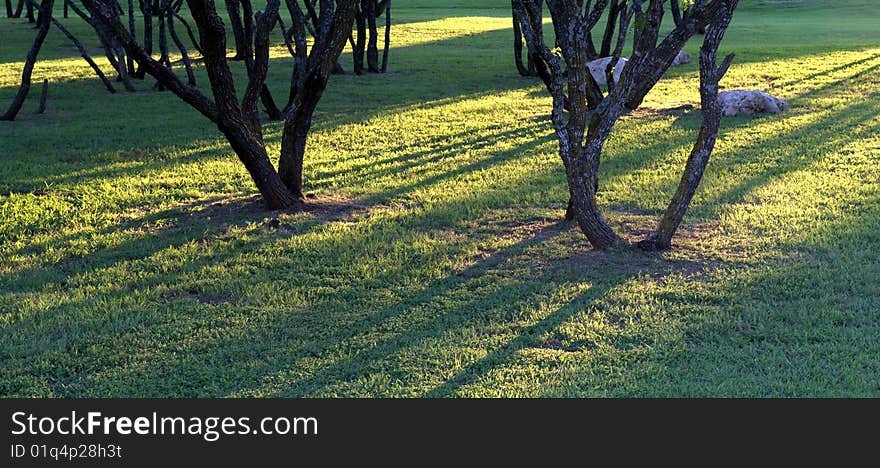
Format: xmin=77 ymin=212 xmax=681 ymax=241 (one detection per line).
xmin=351 ymin=0 xmax=389 ymax=74
xmin=165 ymin=3 xmax=197 ymax=86
xmin=143 ymin=0 xmax=153 ymax=53
xmin=1 ymin=0 xmax=53 ymax=121
xmin=516 ymin=0 xmax=738 ymax=250
xmin=670 ymin=0 xmax=682 ymax=26
xmin=80 ymin=0 xmax=356 ymax=210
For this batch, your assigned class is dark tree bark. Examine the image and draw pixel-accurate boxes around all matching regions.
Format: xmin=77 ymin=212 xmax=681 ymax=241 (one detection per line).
xmin=13 ymin=0 xmax=24 ymax=17
xmin=380 ymin=0 xmax=390 ymax=72
xmin=6 ymin=0 xmax=13 ymax=17
xmin=600 ymin=0 xmax=622 ymax=58
xmin=364 ymin=0 xmax=379 ymax=72
xmin=126 ymin=0 xmax=136 ymax=74
xmin=1 ymin=0 xmax=53 ymax=121
xmin=24 ymin=0 xmax=34 ymax=22
xmin=225 ymin=0 xmax=248 ymax=60
xmin=515 ymin=0 xmax=739 ymax=250
xmin=130 ymin=0 xmax=152 ymax=78
xmin=352 ymin=4 xmax=365 ymax=74
xmin=67 ymin=0 xmax=137 ymax=91
xmin=670 ymin=0 xmax=682 ymax=26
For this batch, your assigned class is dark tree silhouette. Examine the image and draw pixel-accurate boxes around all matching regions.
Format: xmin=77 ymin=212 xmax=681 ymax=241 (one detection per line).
xmin=350 ymin=0 xmax=391 ymax=74
xmin=512 ymin=0 xmax=541 ymax=76
xmin=78 ymin=0 xmax=357 ymax=209
xmin=1 ymin=0 xmax=53 ymax=121
xmin=514 ymin=0 xmax=739 ymax=250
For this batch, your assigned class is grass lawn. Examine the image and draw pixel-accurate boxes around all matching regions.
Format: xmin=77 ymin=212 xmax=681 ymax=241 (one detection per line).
xmin=0 ymin=0 xmax=878 ymax=397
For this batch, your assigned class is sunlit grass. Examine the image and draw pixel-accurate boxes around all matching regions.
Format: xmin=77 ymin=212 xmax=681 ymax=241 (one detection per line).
xmin=0 ymin=0 xmax=878 ymax=397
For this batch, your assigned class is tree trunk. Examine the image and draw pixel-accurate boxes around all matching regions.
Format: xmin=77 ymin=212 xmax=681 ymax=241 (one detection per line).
xmin=153 ymin=11 xmax=170 ymax=90
xmin=1 ymin=0 xmax=53 ymax=121
xmin=126 ymin=0 xmax=136 ymax=74
xmin=600 ymin=0 xmax=621 ymax=57
xmin=352 ymin=6 xmax=365 ymax=74
xmin=6 ymin=0 xmax=14 ymax=17
xmin=173 ymin=11 xmax=203 ymax=55
xmin=166 ymin=5 xmax=196 ymax=86
xmin=512 ymin=0 xmax=539 ymax=77
xmin=24 ymin=0 xmax=34 ymax=22
xmin=365 ymin=0 xmax=379 ymax=72
xmin=224 ymin=0 xmax=247 ymax=60
xmin=564 ymin=120 xmax=627 ymax=249
xmin=134 ymin=0 xmax=152 ymax=78
xmin=512 ymin=1 xmax=529 ymax=76
xmin=239 ymin=0 xmax=255 ymax=60
xmin=222 ymin=123 xmax=304 ymax=209
xmin=279 ymin=89 xmax=321 ymax=197
xmin=380 ymin=0 xmax=390 ymax=72
xmin=670 ymin=0 xmax=682 ymax=26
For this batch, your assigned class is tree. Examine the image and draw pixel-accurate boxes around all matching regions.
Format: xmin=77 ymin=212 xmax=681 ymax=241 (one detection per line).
xmin=349 ymin=0 xmax=391 ymax=74
xmin=512 ymin=0 xmax=541 ymax=76
xmin=513 ymin=0 xmax=627 ymax=77
xmin=77 ymin=0 xmax=357 ymax=209
xmin=1 ymin=0 xmax=53 ymax=121
xmin=514 ymin=0 xmax=738 ymax=250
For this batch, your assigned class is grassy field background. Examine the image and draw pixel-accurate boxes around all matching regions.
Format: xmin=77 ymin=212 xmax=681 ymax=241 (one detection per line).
xmin=1 ymin=0 xmax=878 ymax=397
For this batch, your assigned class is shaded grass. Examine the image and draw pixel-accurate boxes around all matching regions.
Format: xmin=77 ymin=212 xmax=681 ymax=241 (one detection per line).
xmin=0 ymin=0 xmax=878 ymax=397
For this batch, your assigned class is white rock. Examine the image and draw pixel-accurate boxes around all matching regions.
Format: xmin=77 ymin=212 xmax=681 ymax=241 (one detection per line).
xmin=588 ymin=57 xmax=628 ymax=87
xmin=672 ymin=50 xmax=691 ymax=66
xmin=717 ymin=90 xmax=790 ymax=116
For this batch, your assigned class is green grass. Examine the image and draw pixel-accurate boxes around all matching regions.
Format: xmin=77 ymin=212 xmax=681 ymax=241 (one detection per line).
xmin=1 ymin=0 xmax=878 ymax=397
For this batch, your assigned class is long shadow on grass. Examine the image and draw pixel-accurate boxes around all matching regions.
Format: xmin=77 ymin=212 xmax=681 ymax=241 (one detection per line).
xmin=0 ymin=23 xmax=542 ymax=194
xmin=627 ymin=191 xmax=880 ymax=397
xmin=0 ymin=126 xmax=555 ymax=395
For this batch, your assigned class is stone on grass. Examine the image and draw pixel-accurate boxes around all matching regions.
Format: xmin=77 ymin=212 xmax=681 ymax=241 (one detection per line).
xmin=588 ymin=57 xmax=627 ymax=87
xmin=672 ymin=50 xmax=691 ymax=66
xmin=717 ymin=90 xmax=789 ymax=116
